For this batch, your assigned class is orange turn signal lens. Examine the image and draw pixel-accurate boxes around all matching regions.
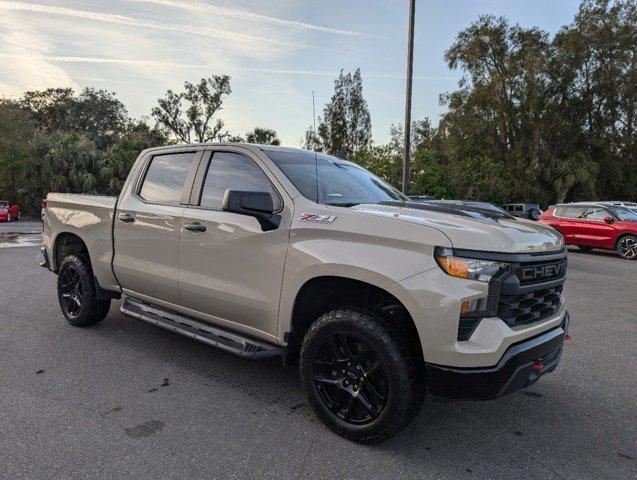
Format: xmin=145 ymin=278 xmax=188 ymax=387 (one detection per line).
xmin=437 ymin=255 xmax=470 ymax=279
xmin=460 ymin=300 xmax=471 ymax=315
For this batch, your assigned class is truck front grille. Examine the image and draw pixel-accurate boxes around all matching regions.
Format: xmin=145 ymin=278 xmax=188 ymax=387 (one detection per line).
xmin=497 ymin=285 xmax=563 ymax=327
xmin=454 ymin=248 xmax=567 ymax=341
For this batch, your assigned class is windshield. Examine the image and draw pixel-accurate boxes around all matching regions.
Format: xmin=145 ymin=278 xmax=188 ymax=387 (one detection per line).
xmin=422 ymin=200 xmax=514 ymax=220
xmin=264 ymin=149 xmax=408 ymax=206
xmin=610 ymin=206 xmax=637 ymax=221
xmin=0 ymin=202 xmax=8 ymax=209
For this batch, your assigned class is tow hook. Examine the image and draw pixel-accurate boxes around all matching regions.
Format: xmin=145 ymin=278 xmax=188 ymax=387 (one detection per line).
xmin=531 ymin=361 xmax=544 ymax=371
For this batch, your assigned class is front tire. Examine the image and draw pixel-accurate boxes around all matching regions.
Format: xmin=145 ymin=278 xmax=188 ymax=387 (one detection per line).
xmin=617 ymin=235 xmax=637 ymax=260
xmin=57 ymin=255 xmax=111 ymax=326
xmin=300 ymin=308 xmax=423 ymax=443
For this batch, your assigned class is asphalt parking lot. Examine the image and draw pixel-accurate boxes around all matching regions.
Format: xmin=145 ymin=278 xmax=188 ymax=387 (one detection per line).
xmin=1 ymin=228 xmax=635 ymax=479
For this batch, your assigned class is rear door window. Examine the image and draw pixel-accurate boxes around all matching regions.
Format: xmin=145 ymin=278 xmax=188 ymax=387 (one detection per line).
xmin=139 ymin=152 xmax=196 ymax=204
xmin=583 ymin=208 xmax=609 ymax=221
xmin=561 ymin=207 xmax=586 ymax=219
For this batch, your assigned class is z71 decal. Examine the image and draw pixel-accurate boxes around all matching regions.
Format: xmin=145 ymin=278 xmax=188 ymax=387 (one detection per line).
xmin=299 ymin=213 xmax=337 ymax=224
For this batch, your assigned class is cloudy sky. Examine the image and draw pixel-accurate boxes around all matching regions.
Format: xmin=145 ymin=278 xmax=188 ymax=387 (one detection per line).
xmin=0 ymin=0 xmax=582 ymax=144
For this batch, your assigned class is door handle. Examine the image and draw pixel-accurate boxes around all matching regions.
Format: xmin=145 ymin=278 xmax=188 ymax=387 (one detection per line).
xmin=184 ymin=222 xmax=206 ymax=232
xmin=119 ymin=213 xmax=135 ymax=223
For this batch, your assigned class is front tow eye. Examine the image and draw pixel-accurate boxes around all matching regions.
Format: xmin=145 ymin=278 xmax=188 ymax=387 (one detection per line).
xmin=531 ymin=361 xmax=544 ymax=371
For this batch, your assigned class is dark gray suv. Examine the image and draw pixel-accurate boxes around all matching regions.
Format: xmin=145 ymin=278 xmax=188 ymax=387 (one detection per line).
xmin=502 ymin=203 xmax=542 ymax=221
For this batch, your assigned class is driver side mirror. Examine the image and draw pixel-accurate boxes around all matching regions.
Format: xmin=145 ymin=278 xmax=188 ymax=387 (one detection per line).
xmin=221 ymin=190 xmax=280 ymax=231
xmin=603 ymin=216 xmax=614 ymax=224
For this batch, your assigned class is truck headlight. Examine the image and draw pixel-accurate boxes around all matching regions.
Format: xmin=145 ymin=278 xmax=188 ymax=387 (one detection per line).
xmin=434 ymin=247 xmax=508 ymax=283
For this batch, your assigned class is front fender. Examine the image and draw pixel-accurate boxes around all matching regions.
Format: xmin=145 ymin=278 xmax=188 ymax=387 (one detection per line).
xmin=276 ymin=231 xmax=446 ymax=342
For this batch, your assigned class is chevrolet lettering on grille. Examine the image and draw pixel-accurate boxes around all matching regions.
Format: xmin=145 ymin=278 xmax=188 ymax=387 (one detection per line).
xmin=520 ymin=261 xmax=567 ymax=282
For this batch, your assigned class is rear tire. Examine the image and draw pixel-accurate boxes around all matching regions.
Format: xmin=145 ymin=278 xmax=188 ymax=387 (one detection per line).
xmin=300 ymin=308 xmax=423 ymax=443
xmin=617 ymin=235 xmax=637 ymax=260
xmin=57 ymin=255 xmax=111 ymax=326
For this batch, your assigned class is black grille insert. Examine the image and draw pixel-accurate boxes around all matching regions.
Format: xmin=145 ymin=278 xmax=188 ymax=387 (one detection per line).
xmin=498 ymin=285 xmax=563 ymax=327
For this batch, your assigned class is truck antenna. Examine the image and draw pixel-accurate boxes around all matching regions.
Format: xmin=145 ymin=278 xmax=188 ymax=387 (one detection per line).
xmin=312 ymin=90 xmax=317 ymax=149
xmin=313 ymin=90 xmax=319 ymax=202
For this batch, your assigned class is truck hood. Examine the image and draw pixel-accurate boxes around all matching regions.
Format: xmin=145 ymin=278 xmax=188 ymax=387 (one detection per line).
xmin=350 ymin=203 xmax=564 ymax=253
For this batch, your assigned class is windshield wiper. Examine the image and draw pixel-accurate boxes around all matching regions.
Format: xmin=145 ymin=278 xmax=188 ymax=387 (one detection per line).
xmin=324 ymin=202 xmax=360 ymax=207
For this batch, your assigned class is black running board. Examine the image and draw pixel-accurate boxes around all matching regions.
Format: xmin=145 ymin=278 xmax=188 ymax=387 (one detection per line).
xmin=120 ymin=297 xmax=283 ymax=359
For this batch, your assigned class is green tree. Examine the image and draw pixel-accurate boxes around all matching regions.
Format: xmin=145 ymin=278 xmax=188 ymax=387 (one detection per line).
xmin=310 ymin=68 xmax=372 ymax=157
xmin=40 ymin=132 xmax=111 ymax=194
xmin=20 ymin=87 xmax=128 ymax=149
xmin=300 ymin=128 xmax=322 ymax=151
xmin=436 ymin=1 xmax=636 ymax=204
xmin=246 ymin=127 xmax=280 ymax=145
xmin=552 ymin=0 xmax=636 ymax=199
xmin=105 ymin=121 xmax=169 ymax=193
xmin=152 ymin=76 xmax=232 ymax=143
xmin=0 ymin=100 xmax=37 ymax=204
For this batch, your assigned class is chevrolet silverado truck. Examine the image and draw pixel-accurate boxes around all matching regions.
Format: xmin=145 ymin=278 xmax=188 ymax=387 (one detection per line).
xmin=40 ymin=144 xmax=570 ymax=443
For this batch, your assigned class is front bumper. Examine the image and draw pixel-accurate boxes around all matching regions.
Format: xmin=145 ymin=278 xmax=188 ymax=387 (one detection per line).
xmin=426 ymin=312 xmax=569 ymax=400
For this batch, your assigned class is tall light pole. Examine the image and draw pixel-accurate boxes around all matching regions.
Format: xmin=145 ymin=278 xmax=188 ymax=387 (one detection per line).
xmin=402 ymin=0 xmax=416 ymax=194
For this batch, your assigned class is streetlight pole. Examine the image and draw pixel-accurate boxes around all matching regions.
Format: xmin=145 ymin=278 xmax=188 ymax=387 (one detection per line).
xmin=402 ymin=0 xmax=416 ymax=194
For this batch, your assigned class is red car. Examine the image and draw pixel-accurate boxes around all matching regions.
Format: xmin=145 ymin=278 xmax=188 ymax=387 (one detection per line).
xmin=539 ymin=203 xmax=637 ymax=260
xmin=0 ymin=200 xmax=20 ymax=222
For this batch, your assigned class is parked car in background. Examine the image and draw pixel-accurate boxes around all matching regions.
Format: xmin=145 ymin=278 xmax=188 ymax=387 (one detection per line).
xmin=502 ymin=203 xmax=542 ymax=221
xmin=599 ymin=201 xmax=637 ymax=214
xmin=0 ymin=200 xmax=20 ymax=222
xmin=539 ymin=203 xmax=637 ymax=260
xmin=408 ymin=195 xmax=436 ymax=202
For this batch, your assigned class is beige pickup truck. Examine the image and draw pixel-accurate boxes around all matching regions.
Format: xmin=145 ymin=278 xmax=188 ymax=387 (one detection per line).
xmin=40 ymin=143 xmax=570 ymax=443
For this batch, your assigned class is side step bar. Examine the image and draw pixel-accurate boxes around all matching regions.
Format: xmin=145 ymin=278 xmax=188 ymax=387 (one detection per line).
xmin=120 ymin=297 xmax=283 ymax=359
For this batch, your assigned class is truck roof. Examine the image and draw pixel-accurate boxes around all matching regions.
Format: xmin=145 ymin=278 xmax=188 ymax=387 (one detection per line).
xmin=141 ymin=142 xmax=313 ymax=155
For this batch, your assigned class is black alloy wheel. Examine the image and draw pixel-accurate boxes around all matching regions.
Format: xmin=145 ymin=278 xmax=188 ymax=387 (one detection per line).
xmin=57 ymin=255 xmax=111 ymax=326
xmin=312 ymin=332 xmax=388 ymax=424
xmin=300 ymin=308 xmax=423 ymax=443
xmin=59 ymin=264 xmax=84 ymax=317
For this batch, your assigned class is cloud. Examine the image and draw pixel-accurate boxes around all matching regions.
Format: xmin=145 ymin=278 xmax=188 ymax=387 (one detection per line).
xmin=0 ymin=1 xmax=300 ymax=59
xmin=0 ymin=51 xmax=455 ymax=81
xmin=125 ymin=0 xmax=365 ymax=36
xmin=0 ymin=12 xmax=78 ymax=97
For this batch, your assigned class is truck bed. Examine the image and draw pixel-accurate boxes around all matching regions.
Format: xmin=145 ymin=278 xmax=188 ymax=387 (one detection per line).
xmin=46 ymin=193 xmax=118 ymax=210
xmin=43 ymin=193 xmax=119 ymax=291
